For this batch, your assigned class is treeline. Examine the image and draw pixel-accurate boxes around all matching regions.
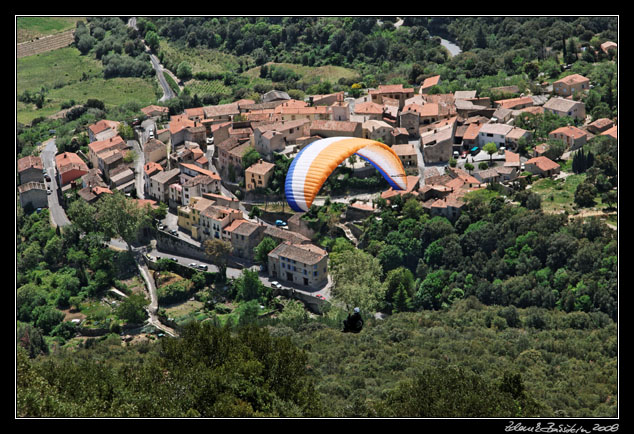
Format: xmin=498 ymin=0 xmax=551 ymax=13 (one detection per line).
xmin=73 ymin=17 xmax=153 ymax=79
xmin=146 ymin=16 xmax=616 ymax=80
xmin=327 ymin=182 xmax=618 ymax=321
xmin=17 ymin=299 xmax=617 ymax=417
xmin=16 ymin=192 xmax=165 ymax=356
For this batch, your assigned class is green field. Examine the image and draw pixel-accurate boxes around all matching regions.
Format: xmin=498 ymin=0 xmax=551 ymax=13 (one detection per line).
xmin=16 ymin=16 xmax=85 ymax=43
xmin=529 ymin=173 xmax=612 ymax=215
xmin=243 ymin=62 xmax=360 ymax=84
xmin=159 ymin=40 xmax=241 ymax=75
xmin=17 ymin=46 xmax=159 ymax=125
xmin=17 ymin=47 xmax=102 ymax=93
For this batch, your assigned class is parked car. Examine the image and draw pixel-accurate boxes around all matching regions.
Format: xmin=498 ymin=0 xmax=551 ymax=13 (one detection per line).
xmin=275 ymin=220 xmax=287 ymax=227
xmin=270 ymin=281 xmax=283 ymax=289
xmin=189 ymin=262 xmax=198 ymax=268
xmin=198 ymin=264 xmax=208 ymax=271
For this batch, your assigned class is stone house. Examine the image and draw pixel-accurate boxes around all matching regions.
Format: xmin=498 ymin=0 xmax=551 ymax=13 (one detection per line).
xmin=505 ymin=127 xmax=531 ymax=150
xmin=553 ymin=74 xmax=590 ymax=97
xmin=252 ymin=119 xmax=309 ymax=158
xmin=370 ymin=84 xmax=415 ymax=109
xmin=543 ymin=97 xmax=586 ymax=120
xmin=109 ymin=167 xmax=135 ymax=194
xmin=549 ymin=125 xmax=587 ymax=150
xmin=88 ymin=135 xmax=127 ymax=169
xmin=391 ymin=144 xmax=418 ymax=174
xmin=245 ymin=159 xmax=275 ymax=191
xmin=179 ymin=163 xmax=221 ymax=193
xmin=362 ymin=120 xmax=394 ymax=144
xmin=141 ymin=105 xmax=169 ymax=119
xmin=477 ymin=123 xmax=514 ymax=148
xmin=88 ymin=119 xmax=120 ymax=143
xmin=148 ymin=167 xmax=180 ymax=203
xmin=421 ymin=122 xmax=456 ymax=163
xmin=143 ymin=162 xmax=163 ymax=196
xmin=198 ymin=204 xmax=242 ymax=243
xmin=309 ymin=119 xmax=362 ymax=139
xmin=55 ymin=152 xmax=89 ymax=186
xmin=225 ymin=219 xmax=265 ymax=261
xmin=181 ymin=175 xmax=220 ymax=206
xmin=267 ymin=241 xmax=329 ymax=289
xmin=18 ymin=182 xmax=48 ymax=210
xmin=143 ymin=138 xmax=168 ymax=164
xmin=524 ymin=156 xmax=560 ymax=178
xmin=351 ymin=101 xmax=385 ymax=122
xmin=18 ymin=155 xmax=44 ymax=185
xmin=177 ymin=196 xmax=215 ymax=238
xmin=587 ymin=118 xmax=614 ymax=135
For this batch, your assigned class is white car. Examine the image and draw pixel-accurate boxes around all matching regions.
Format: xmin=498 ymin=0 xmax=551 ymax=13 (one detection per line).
xmin=270 ymin=281 xmax=283 ymax=289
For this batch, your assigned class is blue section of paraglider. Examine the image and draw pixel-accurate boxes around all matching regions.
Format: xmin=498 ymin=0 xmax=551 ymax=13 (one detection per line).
xmin=284 ymin=143 xmax=310 ymax=212
xmin=354 ymin=152 xmax=402 ymax=191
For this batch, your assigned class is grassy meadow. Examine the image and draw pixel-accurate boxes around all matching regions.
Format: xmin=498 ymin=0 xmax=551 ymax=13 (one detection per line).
xmin=16 ymin=16 xmax=86 ymax=43
xmin=17 ymin=46 xmax=159 ymax=125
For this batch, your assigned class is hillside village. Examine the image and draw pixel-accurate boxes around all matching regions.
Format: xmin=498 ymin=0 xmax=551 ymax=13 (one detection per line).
xmin=17 ymin=54 xmax=618 ymax=303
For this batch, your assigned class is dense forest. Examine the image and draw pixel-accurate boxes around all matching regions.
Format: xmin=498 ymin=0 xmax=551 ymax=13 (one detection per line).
xmin=16 ymin=183 xmax=618 ymax=418
xmin=17 ymin=16 xmax=618 ymax=419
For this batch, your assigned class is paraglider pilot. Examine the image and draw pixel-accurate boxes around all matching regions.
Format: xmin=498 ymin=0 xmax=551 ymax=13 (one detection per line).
xmin=343 ymin=307 xmax=364 ymax=333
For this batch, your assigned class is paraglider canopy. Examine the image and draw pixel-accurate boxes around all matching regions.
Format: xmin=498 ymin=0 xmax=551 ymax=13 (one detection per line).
xmin=285 ymin=137 xmax=408 ymax=212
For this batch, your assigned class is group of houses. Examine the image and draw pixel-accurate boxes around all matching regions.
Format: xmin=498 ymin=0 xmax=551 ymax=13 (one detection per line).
xmin=18 ymin=67 xmax=617 ymax=289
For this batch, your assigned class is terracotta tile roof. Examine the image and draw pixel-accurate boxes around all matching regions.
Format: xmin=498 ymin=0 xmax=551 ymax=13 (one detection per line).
xmin=555 ymin=73 xmax=589 ymax=86
xmin=18 ymin=155 xmax=43 ymax=172
xmin=88 ymin=119 xmax=120 ymax=136
xmin=185 ymin=107 xmax=205 ymax=118
xmin=526 ymin=156 xmax=560 ymax=172
xmin=374 ymin=84 xmax=414 ymax=94
xmin=88 ymin=135 xmax=126 ymax=155
xmin=232 ymin=220 xmax=261 ymax=236
xmin=463 ymin=122 xmax=482 ymax=141
xmin=601 ymin=125 xmax=617 ymax=139
xmin=496 ymin=96 xmax=534 ymax=110
xmin=354 ymin=101 xmax=384 ymax=115
xmin=246 ymin=160 xmax=275 ymax=175
xmin=223 ymin=218 xmax=246 ymax=233
xmin=203 ymin=103 xmax=240 ymax=118
xmin=421 ymin=75 xmax=441 ymax=89
xmin=391 ymin=144 xmax=416 ymax=156
xmin=180 ymin=163 xmax=221 ymax=181
xmin=310 ymin=119 xmax=360 ymax=132
xmin=549 ymin=125 xmax=587 ymax=139
xmin=144 ymin=161 xmax=163 ymax=176
xmin=169 ymin=114 xmax=196 ymax=134
xmin=505 ymin=150 xmax=521 ymax=167
xmin=55 ymin=152 xmax=88 ymax=172
xmin=141 ymin=105 xmax=169 ymax=116
xmin=269 ymin=241 xmax=327 ymax=265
